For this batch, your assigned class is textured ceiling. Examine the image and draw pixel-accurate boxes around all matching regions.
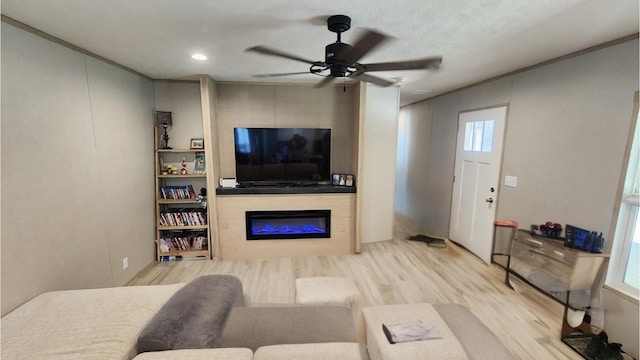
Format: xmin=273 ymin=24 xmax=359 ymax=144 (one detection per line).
xmin=2 ymin=0 xmax=638 ymax=105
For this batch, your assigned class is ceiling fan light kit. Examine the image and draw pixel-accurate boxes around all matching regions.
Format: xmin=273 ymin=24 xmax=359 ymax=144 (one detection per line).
xmin=246 ymin=15 xmax=442 ymax=88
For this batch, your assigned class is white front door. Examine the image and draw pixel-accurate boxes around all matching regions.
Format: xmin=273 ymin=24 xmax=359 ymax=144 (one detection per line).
xmin=449 ymin=106 xmax=507 ymax=264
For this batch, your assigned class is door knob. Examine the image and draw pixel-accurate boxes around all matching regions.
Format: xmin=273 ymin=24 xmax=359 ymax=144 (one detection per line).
xmin=485 ymin=198 xmax=494 ymax=203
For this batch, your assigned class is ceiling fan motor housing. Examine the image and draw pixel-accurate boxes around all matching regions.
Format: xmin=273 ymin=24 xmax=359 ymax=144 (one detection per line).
xmin=325 ymin=42 xmax=352 ymax=77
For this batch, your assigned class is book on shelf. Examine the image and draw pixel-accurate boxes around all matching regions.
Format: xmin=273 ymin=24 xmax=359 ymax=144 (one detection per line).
xmin=160 ymin=255 xmax=183 ymax=262
xmin=159 ymin=231 xmax=208 ymax=252
xmin=160 ymin=185 xmax=196 ymax=200
xmin=159 ymin=208 xmax=207 ymax=227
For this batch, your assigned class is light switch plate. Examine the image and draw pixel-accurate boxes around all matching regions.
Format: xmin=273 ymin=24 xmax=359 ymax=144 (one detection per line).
xmin=505 ymin=175 xmax=518 ymax=187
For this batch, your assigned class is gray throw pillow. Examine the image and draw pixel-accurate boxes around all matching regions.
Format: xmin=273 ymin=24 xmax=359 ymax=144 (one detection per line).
xmin=137 ymin=274 xmax=243 ymax=353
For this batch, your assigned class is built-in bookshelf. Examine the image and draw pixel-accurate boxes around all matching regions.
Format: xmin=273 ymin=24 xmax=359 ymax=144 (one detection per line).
xmin=154 ymin=133 xmax=210 ymax=261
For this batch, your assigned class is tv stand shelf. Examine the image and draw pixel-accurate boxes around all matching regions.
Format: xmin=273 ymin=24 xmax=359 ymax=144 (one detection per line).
xmin=216 ymin=185 xmax=356 ymax=195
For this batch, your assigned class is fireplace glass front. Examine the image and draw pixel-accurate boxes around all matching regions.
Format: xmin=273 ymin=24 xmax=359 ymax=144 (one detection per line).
xmin=245 ymin=210 xmax=331 ymax=240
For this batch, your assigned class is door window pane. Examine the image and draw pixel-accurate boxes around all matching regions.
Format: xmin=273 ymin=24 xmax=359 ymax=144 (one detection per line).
xmin=464 ymin=122 xmax=474 ymax=151
xmin=463 ymin=120 xmax=495 ymax=153
xmin=481 ymin=120 xmax=495 ymax=152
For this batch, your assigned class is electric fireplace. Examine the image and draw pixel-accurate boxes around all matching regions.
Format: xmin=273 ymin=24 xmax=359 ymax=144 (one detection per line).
xmin=245 ymin=210 xmax=331 ymax=240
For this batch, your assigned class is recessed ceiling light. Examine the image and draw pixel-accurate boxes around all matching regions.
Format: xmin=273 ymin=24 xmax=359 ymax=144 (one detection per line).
xmin=191 ymin=54 xmax=207 ymax=61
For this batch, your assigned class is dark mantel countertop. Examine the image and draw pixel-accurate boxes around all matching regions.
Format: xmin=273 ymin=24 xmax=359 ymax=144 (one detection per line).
xmin=216 ymin=184 xmax=356 ymax=195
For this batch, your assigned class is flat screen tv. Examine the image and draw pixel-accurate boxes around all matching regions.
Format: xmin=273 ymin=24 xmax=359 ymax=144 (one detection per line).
xmin=234 ymin=127 xmax=331 ymax=185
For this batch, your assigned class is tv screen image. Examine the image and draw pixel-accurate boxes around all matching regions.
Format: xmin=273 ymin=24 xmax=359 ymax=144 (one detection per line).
xmin=234 ymin=127 xmax=331 ymax=184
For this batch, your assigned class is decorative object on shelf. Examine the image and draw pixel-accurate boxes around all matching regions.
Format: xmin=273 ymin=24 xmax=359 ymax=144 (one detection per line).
xmin=154 ymin=111 xmax=173 ymax=149
xmin=162 ymin=164 xmax=178 ymax=175
xmin=531 ymin=221 xmax=562 ymax=239
xmin=332 ymin=173 xmax=355 ymax=186
xmin=193 ymin=153 xmax=206 ymax=174
xmin=190 ymin=138 xmax=204 ymax=149
xmin=565 ymin=224 xmax=604 ymax=253
xmin=180 ymin=157 xmax=188 ymax=175
xmin=195 ymin=188 xmax=207 ymax=208
xmin=219 ymin=178 xmax=237 ymax=188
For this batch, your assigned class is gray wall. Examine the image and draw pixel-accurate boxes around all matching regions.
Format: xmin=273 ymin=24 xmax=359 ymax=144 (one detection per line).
xmin=397 ymin=39 xmax=638 ymax=356
xmin=398 ymin=39 xmax=637 ymax=238
xmin=1 ymin=22 xmax=156 ymax=315
xmin=154 ymin=81 xmax=204 ymax=149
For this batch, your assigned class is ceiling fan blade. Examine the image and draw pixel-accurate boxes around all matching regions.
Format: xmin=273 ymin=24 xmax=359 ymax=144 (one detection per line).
xmin=342 ymin=29 xmax=390 ymax=64
xmin=313 ymin=76 xmax=335 ymax=88
xmin=349 ymin=73 xmax=395 ymax=87
xmin=252 ymin=72 xmax=311 ymax=78
xmin=362 ymin=56 xmax=442 ymax=72
xmin=246 ymin=45 xmax=317 ymax=65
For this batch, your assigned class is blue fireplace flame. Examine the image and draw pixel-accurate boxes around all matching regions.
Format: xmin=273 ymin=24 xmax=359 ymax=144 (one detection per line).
xmin=251 ymin=222 xmax=327 ymax=235
xmin=246 ymin=210 xmax=331 ymax=240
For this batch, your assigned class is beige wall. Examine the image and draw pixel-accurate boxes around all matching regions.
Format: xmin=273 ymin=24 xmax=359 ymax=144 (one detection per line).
xmin=215 ymin=83 xmax=356 ymax=178
xmin=1 ymin=22 xmax=156 ymax=315
xmin=359 ymin=85 xmax=400 ymax=243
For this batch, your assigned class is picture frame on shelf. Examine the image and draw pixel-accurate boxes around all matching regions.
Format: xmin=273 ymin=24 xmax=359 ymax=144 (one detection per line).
xmin=332 ymin=173 xmax=340 ymax=185
xmin=345 ymin=174 xmax=354 ymax=187
xmin=190 ymin=138 xmax=204 ymax=149
xmin=193 ymin=153 xmax=206 ymax=174
xmin=339 ymin=174 xmax=346 ymax=186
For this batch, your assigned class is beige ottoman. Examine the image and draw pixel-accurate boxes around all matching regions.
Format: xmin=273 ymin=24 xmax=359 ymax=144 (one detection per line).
xmin=253 ymin=342 xmax=368 ymax=360
xmin=362 ymin=303 xmax=514 ymax=360
xmin=295 ymin=277 xmax=365 ymax=343
xmin=133 ymin=348 xmax=253 ymax=360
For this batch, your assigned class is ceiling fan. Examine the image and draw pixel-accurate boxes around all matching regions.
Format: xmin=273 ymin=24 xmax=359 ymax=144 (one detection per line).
xmin=246 ymin=15 xmax=442 ymax=88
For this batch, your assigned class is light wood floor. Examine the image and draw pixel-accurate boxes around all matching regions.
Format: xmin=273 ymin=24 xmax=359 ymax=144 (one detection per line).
xmin=128 ymin=238 xmax=584 ymax=359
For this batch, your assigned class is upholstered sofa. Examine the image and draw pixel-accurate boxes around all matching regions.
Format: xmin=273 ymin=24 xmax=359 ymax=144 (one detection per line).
xmin=1 ymin=275 xmax=364 ymax=360
xmin=1 ymin=274 xmax=514 ymax=359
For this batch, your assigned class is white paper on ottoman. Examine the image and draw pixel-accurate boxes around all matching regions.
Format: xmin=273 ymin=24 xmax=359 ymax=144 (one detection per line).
xmin=363 ymin=303 xmax=470 ymax=360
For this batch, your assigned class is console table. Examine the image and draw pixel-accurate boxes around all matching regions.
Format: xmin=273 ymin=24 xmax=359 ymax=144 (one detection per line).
xmin=508 ymin=229 xmax=609 ymax=310
xmin=507 ymin=230 xmax=609 ymax=338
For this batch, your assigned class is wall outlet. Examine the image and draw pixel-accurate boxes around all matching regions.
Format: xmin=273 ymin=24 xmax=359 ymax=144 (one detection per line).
xmin=122 ymin=257 xmax=129 ymax=269
xmin=504 ymin=175 xmax=518 ymax=188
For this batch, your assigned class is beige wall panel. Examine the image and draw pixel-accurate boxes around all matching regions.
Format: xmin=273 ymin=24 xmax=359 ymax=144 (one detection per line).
xmin=215 ymin=83 xmax=355 ymax=179
xmin=216 ymin=194 xmax=355 ymax=259
xmin=360 ymin=86 xmax=400 ymax=243
xmin=85 ymin=57 xmax=156 ymax=285
xmin=1 ymin=23 xmax=111 ymax=315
